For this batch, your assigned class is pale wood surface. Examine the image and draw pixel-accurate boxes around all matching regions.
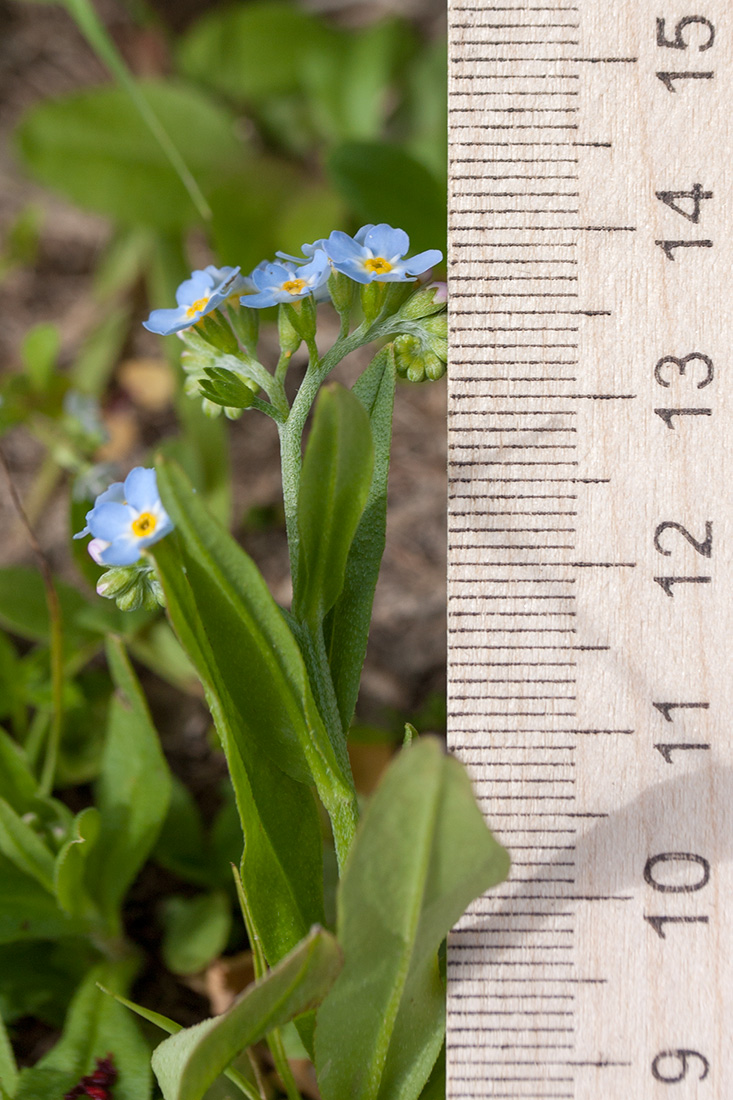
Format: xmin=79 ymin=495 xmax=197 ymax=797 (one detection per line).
xmin=447 ymin=2 xmax=732 ymax=1096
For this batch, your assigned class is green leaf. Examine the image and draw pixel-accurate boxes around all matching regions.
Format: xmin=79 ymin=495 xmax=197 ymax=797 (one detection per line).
xmin=402 ymin=39 xmax=448 ymax=181
xmin=15 ymin=81 xmax=244 ymax=229
xmin=324 ymin=348 xmax=396 ymax=728
xmin=0 ymin=1014 xmax=18 ymax=1097
xmin=315 ymin=738 xmax=510 ymax=1100
xmin=152 ymin=536 xmax=326 ymax=970
xmin=0 ymin=797 xmax=55 ymax=893
xmin=128 ymin=620 xmax=199 ymax=695
xmin=0 ymin=853 xmax=84 ymax=944
xmin=153 ymin=460 xmax=352 ymax=798
xmin=303 ymin=19 xmax=415 ymax=142
xmin=152 ymin=926 xmax=341 ymax=1100
xmin=85 ymin=638 xmax=171 ymax=931
xmin=176 ymin=1 xmax=337 ymax=104
xmin=327 ymin=141 xmax=446 ymax=256
xmin=0 ymin=567 xmax=93 ymax=651
xmin=0 ymin=939 xmax=92 ymax=1027
xmin=104 ymin=989 xmax=258 ymax=1098
xmin=54 ymin=806 xmax=101 ymax=918
xmin=294 ymin=384 xmax=374 ymax=628
xmin=161 ymin=892 xmax=232 ymax=976
xmin=14 ymin=960 xmax=152 ymax=1100
xmin=153 ymin=775 xmax=210 ymax=887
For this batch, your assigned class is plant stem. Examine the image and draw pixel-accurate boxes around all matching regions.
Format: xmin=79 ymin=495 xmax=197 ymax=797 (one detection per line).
xmin=0 ymin=447 xmax=64 ymax=795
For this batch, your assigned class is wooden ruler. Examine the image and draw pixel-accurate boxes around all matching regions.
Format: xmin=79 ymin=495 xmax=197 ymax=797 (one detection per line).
xmin=446 ymin=1 xmax=733 ymax=1097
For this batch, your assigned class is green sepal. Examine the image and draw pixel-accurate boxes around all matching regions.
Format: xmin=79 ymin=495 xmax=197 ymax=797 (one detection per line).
xmin=277 ymin=304 xmax=302 ymax=354
xmin=198 ymin=367 xmax=256 ymax=410
xmin=194 ymin=312 xmax=240 ymax=355
xmin=226 ymin=301 xmax=259 ymax=355
xmin=282 ymin=295 xmax=317 ymax=341
xmin=360 ymin=281 xmax=388 ymax=323
xmin=327 ymin=270 xmax=355 ymax=319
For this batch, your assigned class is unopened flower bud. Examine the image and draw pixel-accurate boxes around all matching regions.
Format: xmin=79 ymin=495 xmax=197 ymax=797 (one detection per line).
xmin=393 ymin=334 xmax=423 ymax=378
xmin=421 ymin=314 xmax=448 ymax=362
xmin=423 ymin=351 xmax=446 ymax=381
xmin=397 ymin=282 xmax=448 ymax=320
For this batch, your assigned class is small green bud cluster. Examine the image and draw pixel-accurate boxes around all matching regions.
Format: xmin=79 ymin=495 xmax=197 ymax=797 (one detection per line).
xmin=393 ymin=311 xmax=448 ymax=384
xmin=96 ymin=563 xmax=165 ymax=612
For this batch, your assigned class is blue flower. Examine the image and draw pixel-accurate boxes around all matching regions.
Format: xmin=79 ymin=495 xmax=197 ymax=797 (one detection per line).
xmin=323 ymin=224 xmax=442 ymax=285
xmin=143 ymin=266 xmax=245 ymax=336
xmin=74 ymin=467 xmax=173 ymax=566
xmin=239 ymin=252 xmax=330 ymax=309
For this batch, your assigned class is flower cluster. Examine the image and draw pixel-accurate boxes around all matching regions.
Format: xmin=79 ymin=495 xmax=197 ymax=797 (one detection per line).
xmin=143 ymin=224 xmax=443 ymax=333
xmin=64 ymin=1054 xmax=117 ymax=1100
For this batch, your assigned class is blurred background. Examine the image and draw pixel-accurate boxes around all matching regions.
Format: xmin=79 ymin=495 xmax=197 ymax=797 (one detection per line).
xmin=0 ymin=0 xmax=447 ymax=1070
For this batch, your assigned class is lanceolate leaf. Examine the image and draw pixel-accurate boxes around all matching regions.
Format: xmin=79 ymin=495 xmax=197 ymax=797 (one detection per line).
xmin=151 ymin=537 xmax=326 ymax=972
xmin=153 ymin=460 xmax=355 ymax=816
xmin=152 ymin=927 xmax=342 ymax=1100
xmin=324 ymin=347 xmax=396 ymax=728
xmin=86 ymin=639 xmax=172 ymax=932
xmin=315 ymin=738 xmax=510 ymax=1100
xmin=294 ymin=383 xmax=374 ymax=629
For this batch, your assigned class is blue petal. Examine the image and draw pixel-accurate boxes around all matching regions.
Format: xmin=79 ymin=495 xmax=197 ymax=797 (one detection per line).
xmin=323 ymin=232 xmax=365 ymax=264
xmin=143 ymin=307 xmax=190 ymax=335
xmin=354 ymin=224 xmax=375 ymax=244
xmin=98 ymin=536 xmax=143 ymax=567
xmin=88 ymin=502 xmax=133 ymax=541
xmin=240 ymin=289 xmax=281 ymax=309
xmin=74 ymin=480 xmax=126 ymax=537
xmin=301 ymin=251 xmax=330 ymax=283
xmin=124 ymin=467 xmax=159 ymax=512
xmin=403 ymin=249 xmax=443 ymax=275
xmin=364 ymin=224 xmax=409 ymax=260
xmin=175 ymin=270 xmax=214 ymax=307
xmin=253 ymin=263 xmax=290 ymax=291
xmin=328 ymin=257 xmax=373 ymax=284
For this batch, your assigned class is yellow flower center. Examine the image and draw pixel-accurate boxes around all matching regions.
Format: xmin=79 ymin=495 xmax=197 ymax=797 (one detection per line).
xmin=364 ymin=257 xmax=393 ymax=275
xmin=186 ymin=296 xmax=209 ymax=319
xmin=132 ymin=512 xmax=157 ymax=538
xmin=281 ymin=278 xmax=307 ymax=296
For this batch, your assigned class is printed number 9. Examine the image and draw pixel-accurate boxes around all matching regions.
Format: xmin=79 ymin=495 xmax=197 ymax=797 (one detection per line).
xmin=652 ymin=1049 xmax=710 ymax=1084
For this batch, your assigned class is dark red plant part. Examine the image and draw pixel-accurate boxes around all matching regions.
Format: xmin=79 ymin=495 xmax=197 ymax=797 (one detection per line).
xmin=63 ymin=1054 xmax=117 ymax=1099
